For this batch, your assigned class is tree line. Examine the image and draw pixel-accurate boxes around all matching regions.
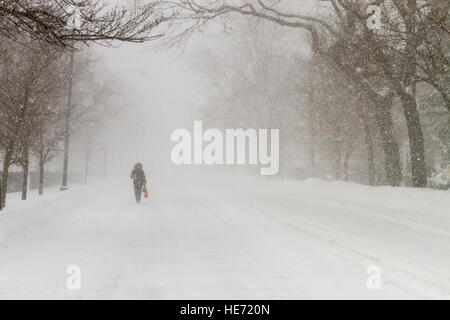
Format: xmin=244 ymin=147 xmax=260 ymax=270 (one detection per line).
xmin=0 ymin=0 xmax=166 ymax=209
xmin=162 ymin=0 xmax=449 ymax=188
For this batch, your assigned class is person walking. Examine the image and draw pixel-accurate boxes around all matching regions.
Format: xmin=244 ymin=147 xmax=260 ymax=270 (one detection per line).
xmin=130 ymin=163 xmax=147 ymax=203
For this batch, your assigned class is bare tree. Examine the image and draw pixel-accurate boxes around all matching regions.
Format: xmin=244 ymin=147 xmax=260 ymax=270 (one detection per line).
xmin=160 ymin=0 xmax=404 ymax=185
xmin=161 ymin=0 xmax=449 ymax=187
xmin=0 ymin=37 xmax=65 ymax=205
xmin=34 ymin=114 xmax=64 ymax=195
xmin=31 ymin=73 xmax=66 ymax=196
xmin=0 ymin=0 xmax=169 ymax=47
xmin=331 ymin=0 xmax=448 ymax=187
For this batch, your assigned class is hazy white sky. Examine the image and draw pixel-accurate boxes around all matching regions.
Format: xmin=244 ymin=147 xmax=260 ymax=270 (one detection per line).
xmin=73 ymin=0 xmax=322 ymax=177
xmin=90 ymin=41 xmax=205 ymax=175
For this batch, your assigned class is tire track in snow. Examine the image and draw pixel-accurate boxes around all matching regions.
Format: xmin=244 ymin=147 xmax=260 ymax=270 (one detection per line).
xmin=191 ymin=185 xmax=449 ymax=299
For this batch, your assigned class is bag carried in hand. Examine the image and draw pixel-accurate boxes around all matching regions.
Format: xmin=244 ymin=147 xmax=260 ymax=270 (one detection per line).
xmin=143 ymin=186 xmax=149 ymax=198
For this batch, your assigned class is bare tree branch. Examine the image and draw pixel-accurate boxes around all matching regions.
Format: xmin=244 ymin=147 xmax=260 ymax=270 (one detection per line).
xmin=0 ymin=0 xmax=171 ymax=47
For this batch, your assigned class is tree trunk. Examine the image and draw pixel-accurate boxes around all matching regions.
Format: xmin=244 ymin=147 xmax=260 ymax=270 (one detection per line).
xmin=39 ymin=153 xmax=44 ymax=196
xmin=374 ymin=104 xmax=402 ymax=186
xmin=1 ymin=145 xmax=13 ymax=208
xmin=361 ymin=108 xmax=376 ymax=186
xmin=309 ymin=112 xmax=315 ymax=172
xmin=1 ymin=95 xmax=27 ymax=206
xmin=343 ymin=154 xmax=350 ymax=181
xmin=334 ymin=156 xmax=341 ymax=180
xmin=334 ymin=141 xmax=342 ymax=180
xmin=21 ymin=144 xmax=29 ymax=200
xmin=103 ymin=122 xmax=108 ymax=178
xmin=399 ymin=92 xmax=427 ymax=187
xmin=308 ymin=87 xmax=315 ymax=173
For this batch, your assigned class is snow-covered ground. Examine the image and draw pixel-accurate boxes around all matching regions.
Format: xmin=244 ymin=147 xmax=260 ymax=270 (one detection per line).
xmin=0 ymin=173 xmax=449 ymax=299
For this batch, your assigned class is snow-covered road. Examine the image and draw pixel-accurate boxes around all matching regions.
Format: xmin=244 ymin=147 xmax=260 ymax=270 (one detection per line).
xmin=0 ymin=173 xmax=449 ymax=299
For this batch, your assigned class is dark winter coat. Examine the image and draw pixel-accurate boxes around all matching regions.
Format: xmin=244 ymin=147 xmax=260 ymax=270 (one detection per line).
xmin=130 ymin=167 xmax=146 ymax=185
